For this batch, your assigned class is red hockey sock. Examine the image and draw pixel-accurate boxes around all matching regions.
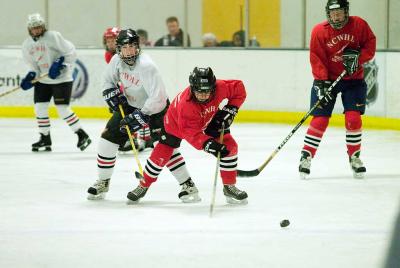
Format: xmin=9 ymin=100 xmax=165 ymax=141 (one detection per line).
xmin=345 ymin=111 xmax=362 ymax=157
xmin=302 ymin=116 xmax=329 ymax=157
xmin=140 ymin=143 xmax=174 ymax=187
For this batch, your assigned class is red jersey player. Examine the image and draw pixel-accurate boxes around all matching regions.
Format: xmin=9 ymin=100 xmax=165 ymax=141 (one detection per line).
xmin=124 ymin=67 xmax=248 ymax=204
xmin=103 ymin=27 xmax=120 ymax=63
xmin=299 ymin=0 xmax=376 ymax=179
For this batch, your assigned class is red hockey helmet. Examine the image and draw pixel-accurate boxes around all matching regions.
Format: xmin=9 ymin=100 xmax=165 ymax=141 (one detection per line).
xmin=103 ymin=27 xmax=121 ymax=48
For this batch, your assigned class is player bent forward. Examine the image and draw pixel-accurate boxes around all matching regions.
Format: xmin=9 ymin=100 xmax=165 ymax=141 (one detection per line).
xmin=21 ymin=13 xmax=91 ymax=152
xmin=127 ymin=67 xmax=248 ymax=204
xmin=87 ymin=29 xmax=200 ymax=203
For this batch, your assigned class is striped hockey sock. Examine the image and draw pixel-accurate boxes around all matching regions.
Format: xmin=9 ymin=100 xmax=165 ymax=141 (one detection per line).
xmin=302 ymin=116 xmax=329 ymax=157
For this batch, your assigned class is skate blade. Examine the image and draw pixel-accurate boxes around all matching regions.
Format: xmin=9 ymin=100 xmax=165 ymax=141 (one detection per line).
xmin=87 ymin=193 xmax=106 ymax=200
xmin=180 ymin=194 xmax=201 ymax=203
xmin=299 ymin=172 xmax=309 ymax=180
xmin=353 ymin=171 xmax=365 ymax=179
xmin=79 ymin=139 xmax=92 ymax=151
xmin=225 ymin=196 xmax=248 ymax=205
xmin=32 ymin=146 xmax=52 ymax=152
xmin=126 ymin=199 xmax=140 ymax=205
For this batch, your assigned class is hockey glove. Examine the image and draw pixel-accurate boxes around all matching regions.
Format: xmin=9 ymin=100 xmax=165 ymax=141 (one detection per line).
xmin=102 ymin=87 xmax=127 ymax=112
xmin=342 ymin=48 xmax=360 ymax=75
xmin=20 ymin=71 xmax=36 ymax=90
xmin=203 ymin=139 xmax=230 ymax=158
xmin=205 ymin=105 xmax=238 ymax=137
xmin=314 ymin=80 xmax=333 ymax=106
xmin=120 ymin=109 xmax=150 ymax=134
xmin=48 ymin=56 xmax=65 ymax=79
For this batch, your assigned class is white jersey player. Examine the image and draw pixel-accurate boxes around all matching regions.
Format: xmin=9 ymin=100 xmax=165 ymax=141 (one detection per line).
xmin=87 ymin=29 xmax=200 ymax=203
xmin=20 ymin=13 xmax=91 ymax=152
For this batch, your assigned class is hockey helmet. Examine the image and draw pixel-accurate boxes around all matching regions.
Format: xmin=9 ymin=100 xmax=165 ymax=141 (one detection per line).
xmin=116 ymin=29 xmax=140 ymax=66
xmin=27 ymin=13 xmax=46 ymax=40
xmin=189 ymin=67 xmax=216 ymax=104
xmin=325 ymin=0 xmax=349 ymax=29
xmin=103 ymin=27 xmax=120 ymax=51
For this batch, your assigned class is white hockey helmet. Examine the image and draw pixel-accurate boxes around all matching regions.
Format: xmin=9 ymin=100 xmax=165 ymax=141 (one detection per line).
xmin=27 ymin=13 xmax=46 ymax=29
xmin=27 ymin=13 xmax=46 ymax=40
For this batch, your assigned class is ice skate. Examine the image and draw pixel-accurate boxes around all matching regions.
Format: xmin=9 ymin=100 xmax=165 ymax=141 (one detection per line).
xmin=32 ymin=133 xmax=52 ymax=152
xmin=127 ymin=185 xmax=148 ymax=203
xmin=299 ymin=150 xmax=312 ymax=179
xmin=349 ymin=151 xmax=366 ymax=179
xmin=76 ymin=129 xmax=92 ymax=151
xmin=223 ymin=184 xmax=248 ymax=205
xmin=178 ymin=178 xmax=201 ymax=203
xmin=87 ymin=178 xmax=110 ymax=200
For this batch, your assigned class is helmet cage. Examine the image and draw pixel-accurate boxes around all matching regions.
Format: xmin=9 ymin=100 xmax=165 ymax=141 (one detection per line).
xmin=189 ymin=67 xmax=216 ymax=104
xmin=27 ymin=13 xmax=46 ymax=41
xmin=116 ymin=29 xmax=141 ymax=66
xmin=325 ymin=0 xmax=349 ymax=29
xmin=103 ymin=27 xmax=120 ymax=51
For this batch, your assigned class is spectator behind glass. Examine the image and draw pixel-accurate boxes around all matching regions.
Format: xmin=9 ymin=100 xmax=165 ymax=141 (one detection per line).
xmin=137 ymin=29 xmax=152 ymax=47
xmin=219 ymin=30 xmax=260 ymax=47
xmin=154 ymin=16 xmax=191 ymax=47
xmin=202 ymin=33 xmax=218 ymax=47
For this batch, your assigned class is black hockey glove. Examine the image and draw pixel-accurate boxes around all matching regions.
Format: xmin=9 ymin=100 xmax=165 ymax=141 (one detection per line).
xmin=20 ymin=71 xmax=36 ymax=90
xmin=203 ymin=139 xmax=230 ymax=158
xmin=342 ymin=48 xmax=360 ymax=75
xmin=205 ymin=105 xmax=238 ymax=137
xmin=102 ymin=87 xmax=127 ymax=112
xmin=120 ymin=109 xmax=150 ymax=134
xmin=313 ymin=80 xmax=333 ymax=106
xmin=48 ymin=56 xmax=65 ymax=79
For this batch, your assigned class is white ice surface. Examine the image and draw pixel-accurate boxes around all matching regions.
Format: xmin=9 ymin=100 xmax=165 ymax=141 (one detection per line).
xmin=0 ymin=118 xmax=399 ymax=268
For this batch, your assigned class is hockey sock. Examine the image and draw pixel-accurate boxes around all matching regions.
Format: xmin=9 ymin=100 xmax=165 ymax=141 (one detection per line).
xmin=220 ymin=154 xmax=238 ymax=185
xmin=34 ymin=102 xmax=50 ymax=135
xmin=166 ymin=149 xmax=190 ymax=184
xmin=345 ymin=110 xmax=362 ymax=157
xmin=302 ymin=116 xmax=329 ymax=157
xmin=56 ymin=104 xmax=82 ymax=132
xmin=97 ymin=138 xmax=119 ymax=180
xmin=139 ymin=125 xmax=151 ymax=141
xmin=142 ymin=143 xmax=174 ymax=187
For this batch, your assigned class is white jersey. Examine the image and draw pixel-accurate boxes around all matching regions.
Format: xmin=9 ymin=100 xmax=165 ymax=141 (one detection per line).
xmin=103 ymin=53 xmax=168 ymax=115
xmin=22 ymin=30 xmax=76 ymax=84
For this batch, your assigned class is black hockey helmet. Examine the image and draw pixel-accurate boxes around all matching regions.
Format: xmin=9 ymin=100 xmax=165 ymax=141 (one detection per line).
xmin=189 ymin=67 xmax=216 ymax=103
xmin=325 ymin=0 xmax=349 ymax=29
xmin=116 ymin=29 xmax=140 ymax=65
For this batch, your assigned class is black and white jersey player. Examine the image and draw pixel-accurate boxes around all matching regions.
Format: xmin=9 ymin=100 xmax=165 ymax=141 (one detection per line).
xmin=87 ymin=28 xmax=201 ymax=203
xmin=21 ymin=13 xmax=91 ymax=152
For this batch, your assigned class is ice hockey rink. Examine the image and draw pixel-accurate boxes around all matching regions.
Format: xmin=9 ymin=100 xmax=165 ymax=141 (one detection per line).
xmin=0 ymin=118 xmax=399 ymax=268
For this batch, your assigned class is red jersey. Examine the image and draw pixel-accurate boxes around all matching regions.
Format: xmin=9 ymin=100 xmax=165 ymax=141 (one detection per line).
xmin=104 ymin=51 xmax=115 ymax=64
xmin=164 ymin=80 xmax=246 ymax=150
xmin=310 ymin=16 xmax=376 ymax=80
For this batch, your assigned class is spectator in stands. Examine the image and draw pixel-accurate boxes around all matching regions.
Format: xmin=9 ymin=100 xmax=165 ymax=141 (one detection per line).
xmin=219 ymin=30 xmax=260 ymax=47
xmin=154 ymin=16 xmax=190 ymax=47
xmin=202 ymin=33 xmax=218 ymax=47
xmin=137 ymin=29 xmax=152 ymax=47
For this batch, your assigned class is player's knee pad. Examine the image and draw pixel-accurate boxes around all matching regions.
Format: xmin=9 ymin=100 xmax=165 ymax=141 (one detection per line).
xmin=345 ymin=111 xmax=362 ymax=130
xmin=55 ymin=104 xmax=73 ymax=119
xmin=34 ymin=102 xmax=50 ymax=118
xmin=310 ymin=116 xmax=330 ymax=132
xmin=222 ymin=133 xmax=238 ymax=156
xmin=149 ymin=143 xmax=175 ymax=167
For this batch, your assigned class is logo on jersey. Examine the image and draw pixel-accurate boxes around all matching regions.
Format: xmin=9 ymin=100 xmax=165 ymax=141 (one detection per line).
xmin=71 ymin=59 xmax=89 ymax=100
xmin=327 ymin=34 xmax=355 ymax=48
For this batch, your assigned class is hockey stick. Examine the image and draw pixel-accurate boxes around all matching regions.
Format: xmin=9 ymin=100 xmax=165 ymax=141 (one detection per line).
xmin=119 ymin=105 xmax=144 ymax=177
xmin=0 ymin=73 xmax=49 ymax=98
xmin=237 ymin=70 xmax=347 ymax=177
xmin=209 ymin=123 xmax=225 ymax=217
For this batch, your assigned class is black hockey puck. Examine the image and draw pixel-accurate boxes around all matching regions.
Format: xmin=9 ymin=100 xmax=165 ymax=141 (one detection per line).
xmin=280 ymin=219 xmax=290 ymax=228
